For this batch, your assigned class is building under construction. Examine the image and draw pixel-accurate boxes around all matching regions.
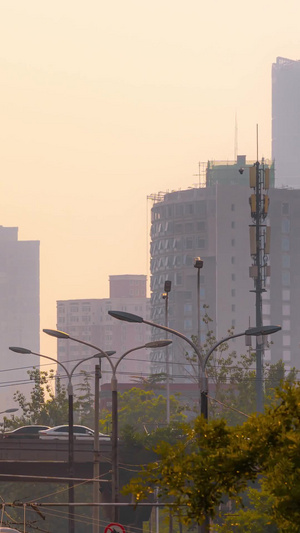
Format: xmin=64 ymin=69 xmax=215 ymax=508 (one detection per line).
xmin=149 ymin=155 xmax=298 ymax=384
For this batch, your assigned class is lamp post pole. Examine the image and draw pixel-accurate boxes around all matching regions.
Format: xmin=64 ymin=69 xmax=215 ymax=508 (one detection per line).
xmin=162 ymin=280 xmax=172 ymax=424
xmin=107 ymin=311 xmax=281 ymax=532
xmin=9 ymin=345 xmax=105 ymax=533
xmin=194 ymin=257 xmax=204 ymax=413
xmin=43 ymin=329 xmax=171 ymax=524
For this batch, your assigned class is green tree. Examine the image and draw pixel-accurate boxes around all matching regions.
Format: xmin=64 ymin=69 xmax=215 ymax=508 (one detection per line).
xmin=4 ymin=368 xmax=95 ymax=429
xmin=99 ymin=387 xmax=186 ymax=436
xmin=213 ymin=484 xmax=278 ymax=532
xmin=186 ymin=307 xmax=296 ymax=424
xmin=123 ymin=382 xmax=300 ymax=531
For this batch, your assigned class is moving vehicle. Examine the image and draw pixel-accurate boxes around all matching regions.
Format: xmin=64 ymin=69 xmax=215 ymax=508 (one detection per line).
xmin=3 ymin=425 xmax=50 ymax=439
xmin=39 ymin=425 xmax=110 ymax=441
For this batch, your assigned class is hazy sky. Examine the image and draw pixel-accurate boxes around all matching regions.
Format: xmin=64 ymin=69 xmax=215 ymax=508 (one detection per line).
xmin=0 ymin=1 xmax=300 ymax=356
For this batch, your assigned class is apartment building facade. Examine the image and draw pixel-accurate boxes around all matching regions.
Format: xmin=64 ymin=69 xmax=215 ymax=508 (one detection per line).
xmin=0 ymin=226 xmax=40 ymax=406
xmin=56 ymin=275 xmax=151 ymax=392
xmin=272 ymin=56 xmax=300 ymax=188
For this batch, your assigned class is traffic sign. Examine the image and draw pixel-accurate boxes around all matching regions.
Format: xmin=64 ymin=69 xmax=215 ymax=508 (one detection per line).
xmin=105 ymin=523 xmax=126 ymax=533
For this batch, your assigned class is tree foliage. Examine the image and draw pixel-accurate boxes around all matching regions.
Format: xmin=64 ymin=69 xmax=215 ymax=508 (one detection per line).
xmin=99 ymin=387 xmax=186 ymax=436
xmin=186 ymin=307 xmax=296 ymax=424
xmin=4 ymin=368 xmax=94 ymax=429
xmin=123 ymin=382 xmax=300 ymax=531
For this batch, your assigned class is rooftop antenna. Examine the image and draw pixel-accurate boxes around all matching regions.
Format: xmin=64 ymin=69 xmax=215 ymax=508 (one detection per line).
xmin=234 ymin=113 xmax=238 ymax=161
xmin=256 ymin=123 xmax=259 ymax=161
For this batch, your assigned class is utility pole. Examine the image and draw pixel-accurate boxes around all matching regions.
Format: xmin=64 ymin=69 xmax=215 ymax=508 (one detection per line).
xmin=249 ymin=150 xmax=271 ymax=413
xmin=162 ymin=280 xmax=172 ymax=424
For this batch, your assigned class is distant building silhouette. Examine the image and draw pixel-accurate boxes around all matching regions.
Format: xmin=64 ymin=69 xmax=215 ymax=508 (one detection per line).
xmin=56 ymin=275 xmax=150 ymax=392
xmin=272 ymin=56 xmax=300 ymax=187
xmin=0 ymin=226 xmax=40 ymax=407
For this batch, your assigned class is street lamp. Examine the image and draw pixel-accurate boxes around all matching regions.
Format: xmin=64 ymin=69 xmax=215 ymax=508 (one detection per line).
xmin=108 ymin=312 xmax=281 ymax=414
xmin=194 ymin=257 xmax=204 ymax=411
xmin=43 ymin=328 xmax=172 ymax=525
xmin=9 ymin=344 xmax=108 ymax=533
xmin=162 ymin=280 xmax=172 ymax=423
xmin=108 ymin=312 xmax=281 ymax=531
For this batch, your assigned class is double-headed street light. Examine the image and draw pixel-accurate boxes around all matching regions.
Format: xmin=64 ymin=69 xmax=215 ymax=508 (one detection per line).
xmin=9 ymin=344 xmax=109 ymax=533
xmin=43 ymin=328 xmax=172 ymax=525
xmin=108 ymin=312 xmax=281 ymax=533
xmin=107 ymin=311 xmax=281 ymax=417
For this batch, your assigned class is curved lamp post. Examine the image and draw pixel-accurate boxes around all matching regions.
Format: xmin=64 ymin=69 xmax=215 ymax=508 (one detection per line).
xmin=43 ymin=328 xmax=172 ymax=525
xmin=108 ymin=311 xmax=281 ymax=416
xmin=9 ymin=344 xmax=109 ymax=533
xmin=108 ymin=312 xmax=281 ymax=532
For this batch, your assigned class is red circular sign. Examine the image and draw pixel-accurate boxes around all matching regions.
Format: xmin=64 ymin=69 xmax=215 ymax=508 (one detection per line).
xmin=105 ymin=523 xmax=126 ymax=533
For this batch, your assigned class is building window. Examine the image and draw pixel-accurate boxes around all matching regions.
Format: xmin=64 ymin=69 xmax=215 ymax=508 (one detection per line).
xmin=185 ymin=204 xmax=194 ymax=215
xmin=231 ymin=256 xmax=235 ymax=264
xmin=283 ymin=350 xmax=291 ymax=361
xmin=232 ymin=274 xmax=236 ymax=281
xmin=197 ymin=221 xmax=205 ymax=231
xmin=184 ymin=318 xmax=193 ymax=331
xmin=185 ymin=237 xmax=193 ymax=249
xmin=185 ymin=222 xmax=193 ymax=233
xmin=282 ymin=254 xmax=290 ymax=268
xmin=282 ymin=236 xmax=290 ymax=252
xmin=282 ymin=219 xmax=290 ymax=233
xmin=231 ymin=239 xmax=235 ymax=246
xmin=231 ymin=304 xmax=235 ymax=312
xmin=282 ymin=271 xmax=290 ymax=286
xmin=231 ymin=289 xmax=235 ymax=297
xmin=282 ymin=289 xmax=290 ymax=301
xmin=231 ymin=221 xmax=235 ymax=229
xmin=282 ymin=203 xmax=289 ymax=215
xmin=282 ymin=304 xmax=290 ymax=316
xmin=231 ymin=204 xmax=235 ymax=211
xmin=175 ymin=273 xmax=182 ymax=286
xmin=175 ymin=204 xmax=184 ymax=217
xmin=198 ymin=238 xmax=205 ymax=248
xmin=184 ymin=303 xmax=192 ymax=315
xmin=174 ymin=223 xmax=183 ymax=234
xmin=283 ymin=335 xmax=291 ymax=346
xmin=282 ymin=319 xmax=290 ymax=331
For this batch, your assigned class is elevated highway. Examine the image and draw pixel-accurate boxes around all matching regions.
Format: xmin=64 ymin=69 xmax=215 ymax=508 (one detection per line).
xmin=0 ymin=438 xmax=112 ymax=481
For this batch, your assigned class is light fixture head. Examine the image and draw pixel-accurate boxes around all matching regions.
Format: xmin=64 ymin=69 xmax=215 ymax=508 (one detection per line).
xmin=145 ymin=340 xmax=172 ymax=348
xmin=245 ymin=325 xmax=281 ymax=336
xmin=9 ymin=347 xmax=32 ymax=354
xmin=43 ymin=329 xmax=70 ymax=339
xmin=164 ymin=280 xmax=172 ymax=293
xmin=194 ymin=257 xmax=203 ymax=269
xmin=108 ymin=311 xmax=143 ymax=323
xmin=93 ymin=350 xmax=116 ymax=358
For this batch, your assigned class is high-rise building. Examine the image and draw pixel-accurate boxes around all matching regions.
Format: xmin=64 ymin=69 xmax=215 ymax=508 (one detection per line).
xmin=272 ymin=56 xmax=300 ymax=188
xmin=0 ymin=226 xmax=40 ymax=407
xmin=149 ymin=157 xmax=297 ymax=382
xmin=262 ymin=188 xmax=300 ymax=371
xmin=56 ymin=275 xmax=151 ymax=392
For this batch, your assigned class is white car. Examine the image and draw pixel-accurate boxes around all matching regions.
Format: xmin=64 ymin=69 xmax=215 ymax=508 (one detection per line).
xmin=39 ymin=425 xmax=110 ymax=441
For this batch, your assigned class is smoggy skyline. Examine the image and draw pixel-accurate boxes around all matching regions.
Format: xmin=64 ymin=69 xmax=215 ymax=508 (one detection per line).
xmin=1 ymin=1 xmax=300 ymax=358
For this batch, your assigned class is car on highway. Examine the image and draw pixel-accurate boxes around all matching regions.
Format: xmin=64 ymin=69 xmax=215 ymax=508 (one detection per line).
xmin=3 ymin=425 xmax=50 ymax=439
xmin=39 ymin=425 xmax=110 ymax=441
